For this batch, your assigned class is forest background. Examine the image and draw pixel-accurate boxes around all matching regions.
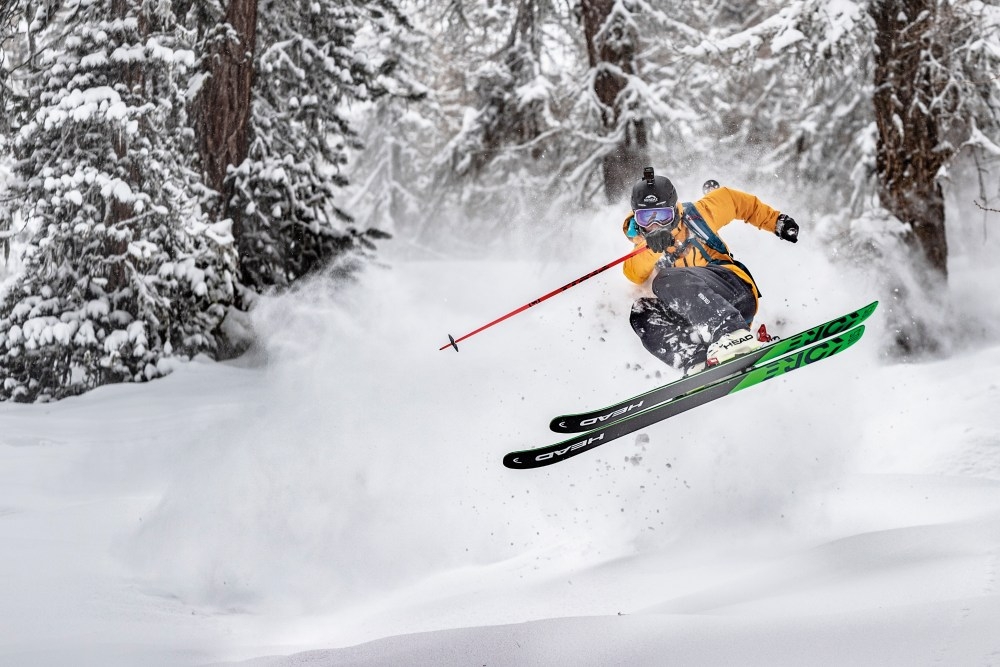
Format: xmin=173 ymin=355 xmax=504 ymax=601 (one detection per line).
xmin=1 ymin=0 xmax=1000 ymax=403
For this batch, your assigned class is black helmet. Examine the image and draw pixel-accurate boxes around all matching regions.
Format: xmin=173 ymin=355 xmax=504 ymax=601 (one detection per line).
xmin=630 ymin=167 xmax=677 ymax=210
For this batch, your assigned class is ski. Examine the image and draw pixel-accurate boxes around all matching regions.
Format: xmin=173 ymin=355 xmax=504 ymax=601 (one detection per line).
xmin=504 ymin=324 xmax=867 ymax=470
xmin=549 ymin=301 xmax=878 ymax=434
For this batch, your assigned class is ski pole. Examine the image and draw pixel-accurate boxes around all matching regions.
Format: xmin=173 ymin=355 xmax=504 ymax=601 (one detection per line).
xmin=440 ymin=246 xmax=647 ymax=351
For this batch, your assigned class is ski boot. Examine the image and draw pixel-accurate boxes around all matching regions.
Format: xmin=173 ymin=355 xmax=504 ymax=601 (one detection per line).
xmin=706 ymin=328 xmax=761 ymax=367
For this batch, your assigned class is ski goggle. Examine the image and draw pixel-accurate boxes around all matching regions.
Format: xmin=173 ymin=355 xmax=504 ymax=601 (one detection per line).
xmin=633 ymin=206 xmax=676 ymax=230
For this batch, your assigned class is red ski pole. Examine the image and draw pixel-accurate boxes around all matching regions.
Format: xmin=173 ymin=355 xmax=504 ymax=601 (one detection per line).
xmin=440 ymin=246 xmax=646 ymax=351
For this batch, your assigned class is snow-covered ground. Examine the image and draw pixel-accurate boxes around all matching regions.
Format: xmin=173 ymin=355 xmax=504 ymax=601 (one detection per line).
xmin=2 ymin=201 xmax=1000 ymax=667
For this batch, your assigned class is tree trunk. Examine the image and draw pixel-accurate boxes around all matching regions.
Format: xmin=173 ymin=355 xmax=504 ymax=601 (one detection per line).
xmin=870 ymin=0 xmax=949 ymax=276
xmin=197 ymin=0 xmax=258 ymax=244
xmin=507 ymin=0 xmax=542 ymax=153
xmin=580 ymin=0 xmax=648 ymax=203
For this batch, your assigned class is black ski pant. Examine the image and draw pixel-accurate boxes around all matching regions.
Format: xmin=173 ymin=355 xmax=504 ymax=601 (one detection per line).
xmin=629 ymin=265 xmax=756 ymax=371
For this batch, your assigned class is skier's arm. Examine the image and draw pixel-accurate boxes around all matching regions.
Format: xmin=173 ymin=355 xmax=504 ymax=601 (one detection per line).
xmin=695 ymin=186 xmax=780 ymax=233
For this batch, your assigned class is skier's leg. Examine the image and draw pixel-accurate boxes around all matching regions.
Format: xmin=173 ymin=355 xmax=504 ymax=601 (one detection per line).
xmin=650 ymin=267 xmax=755 ymax=340
xmin=629 ymin=297 xmax=692 ymax=370
xmin=649 ymin=267 xmax=757 ymax=368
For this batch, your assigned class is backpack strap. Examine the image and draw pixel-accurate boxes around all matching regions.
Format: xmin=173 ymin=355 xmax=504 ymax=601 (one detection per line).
xmin=681 ymin=203 xmax=762 ymax=297
xmin=681 ymin=203 xmax=731 ymax=256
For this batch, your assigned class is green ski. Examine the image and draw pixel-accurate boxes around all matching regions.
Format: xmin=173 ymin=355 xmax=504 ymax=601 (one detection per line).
xmin=551 ymin=301 xmax=878 ymax=433
xmin=504 ymin=324 xmax=867 ymax=470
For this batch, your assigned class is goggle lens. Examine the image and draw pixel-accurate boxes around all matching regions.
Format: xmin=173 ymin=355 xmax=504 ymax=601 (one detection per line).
xmin=634 ymin=207 xmax=676 ymax=229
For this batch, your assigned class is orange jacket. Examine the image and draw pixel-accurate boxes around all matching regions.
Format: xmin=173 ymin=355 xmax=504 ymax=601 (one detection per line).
xmin=622 ymin=186 xmax=780 ymax=301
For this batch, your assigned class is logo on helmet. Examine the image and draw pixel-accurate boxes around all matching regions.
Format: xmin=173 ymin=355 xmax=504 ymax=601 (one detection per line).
xmin=643 ymin=194 xmax=659 ymax=205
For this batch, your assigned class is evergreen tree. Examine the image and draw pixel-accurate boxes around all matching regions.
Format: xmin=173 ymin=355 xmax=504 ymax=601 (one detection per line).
xmin=685 ymin=1 xmax=873 ymax=201
xmin=340 ymin=0 xmax=433 ymax=241
xmin=572 ymin=0 xmax=703 ymax=200
xmin=357 ymin=0 xmax=700 ymax=244
xmin=869 ymin=0 xmax=1000 ymax=276
xmin=0 ymin=1 xmax=22 ymax=125
xmin=0 ymin=0 xmax=29 ymax=264
xmin=189 ymin=0 xmax=420 ymax=290
xmin=694 ymin=0 xmax=1000 ymax=354
xmin=449 ymin=0 xmax=551 ymax=177
xmin=408 ymin=0 xmax=564 ymax=241
xmin=580 ymin=0 xmax=648 ymax=202
xmin=0 ymin=0 xmax=236 ymax=402
xmin=693 ymin=0 xmax=1000 ymax=264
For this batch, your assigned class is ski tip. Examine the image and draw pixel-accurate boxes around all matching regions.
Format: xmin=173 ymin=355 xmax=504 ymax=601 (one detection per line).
xmin=851 ymin=300 xmax=879 ymax=324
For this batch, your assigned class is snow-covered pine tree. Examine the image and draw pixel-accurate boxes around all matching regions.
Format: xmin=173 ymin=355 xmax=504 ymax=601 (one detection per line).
xmin=0 ymin=1 xmax=22 ymax=128
xmin=577 ymin=0 xmax=708 ymax=195
xmin=0 ymin=0 xmax=237 ymax=402
xmin=191 ymin=0 xmax=419 ymax=290
xmin=350 ymin=0 xmax=564 ymax=246
xmin=446 ymin=0 xmax=552 ymax=176
xmin=340 ymin=1 xmax=431 ymax=241
xmin=693 ymin=0 xmax=1000 ymax=270
xmin=685 ymin=1 xmax=873 ymax=204
xmin=869 ymin=0 xmax=1000 ymax=277
xmin=0 ymin=0 xmax=29 ymax=266
xmin=356 ymin=0 xmax=704 ymax=245
xmin=867 ymin=0 xmax=1000 ymax=353
xmin=692 ymin=0 xmax=1000 ymax=354
xmin=579 ymin=0 xmax=649 ymax=202
xmin=433 ymin=0 xmax=657 ymax=211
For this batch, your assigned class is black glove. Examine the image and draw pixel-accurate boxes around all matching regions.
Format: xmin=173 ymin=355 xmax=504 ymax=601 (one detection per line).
xmin=775 ymin=213 xmax=799 ymax=243
xmin=643 ymin=227 xmax=673 ymax=253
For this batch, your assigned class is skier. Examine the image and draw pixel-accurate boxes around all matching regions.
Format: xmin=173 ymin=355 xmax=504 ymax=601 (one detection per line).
xmin=623 ymin=167 xmax=799 ymax=374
